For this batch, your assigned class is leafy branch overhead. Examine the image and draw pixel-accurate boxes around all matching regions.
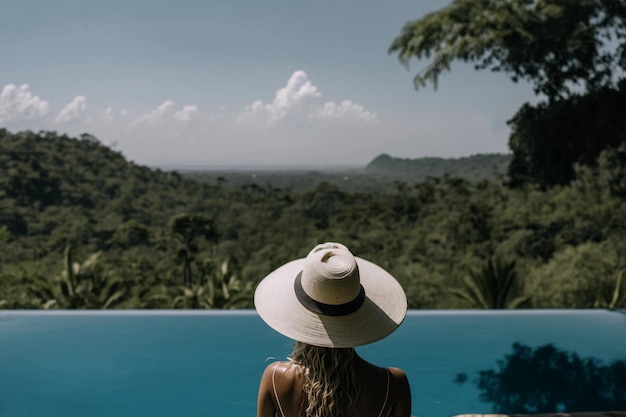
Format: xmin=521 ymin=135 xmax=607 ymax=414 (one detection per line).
xmin=390 ymin=0 xmax=626 ymax=188
xmin=389 ymin=0 xmax=626 ymax=100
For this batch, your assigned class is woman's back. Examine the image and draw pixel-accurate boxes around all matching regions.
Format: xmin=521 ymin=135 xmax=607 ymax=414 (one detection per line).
xmin=257 ymin=354 xmax=411 ymax=417
xmin=254 ymin=243 xmax=411 ymax=417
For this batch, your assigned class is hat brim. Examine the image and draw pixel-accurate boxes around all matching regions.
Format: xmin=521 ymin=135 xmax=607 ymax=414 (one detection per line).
xmin=254 ymin=256 xmax=407 ymax=348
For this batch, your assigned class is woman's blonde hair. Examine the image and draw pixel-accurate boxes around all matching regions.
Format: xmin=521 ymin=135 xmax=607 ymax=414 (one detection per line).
xmin=289 ymin=341 xmax=360 ymax=417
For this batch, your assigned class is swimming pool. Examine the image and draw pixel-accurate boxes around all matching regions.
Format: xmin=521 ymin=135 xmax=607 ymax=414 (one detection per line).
xmin=1 ymin=310 xmax=625 ymax=417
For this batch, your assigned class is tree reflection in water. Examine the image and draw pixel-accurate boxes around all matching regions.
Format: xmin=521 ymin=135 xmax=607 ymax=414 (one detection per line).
xmin=459 ymin=343 xmax=626 ymax=414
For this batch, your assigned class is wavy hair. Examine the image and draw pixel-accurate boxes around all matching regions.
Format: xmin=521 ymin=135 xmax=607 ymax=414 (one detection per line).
xmin=289 ymin=341 xmax=360 ymax=417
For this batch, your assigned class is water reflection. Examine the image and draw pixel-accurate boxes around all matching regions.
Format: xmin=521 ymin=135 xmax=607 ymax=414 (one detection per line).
xmin=457 ymin=342 xmax=626 ymax=414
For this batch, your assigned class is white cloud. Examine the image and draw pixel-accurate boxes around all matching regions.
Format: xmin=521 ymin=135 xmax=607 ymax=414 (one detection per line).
xmin=54 ymin=96 xmax=88 ymax=124
xmin=132 ymin=100 xmax=175 ymax=125
xmin=131 ymin=101 xmax=199 ymax=125
xmin=237 ymin=70 xmax=320 ymax=126
xmin=0 ymin=83 xmax=49 ymax=124
xmin=2 ymin=74 xmax=384 ymax=166
xmin=237 ymin=70 xmax=377 ymax=127
xmin=104 ymin=107 xmax=114 ymax=122
xmin=314 ymin=100 xmax=378 ymax=125
xmin=174 ymin=105 xmax=198 ymax=122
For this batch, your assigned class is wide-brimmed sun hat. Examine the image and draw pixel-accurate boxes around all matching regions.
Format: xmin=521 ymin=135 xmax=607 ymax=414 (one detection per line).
xmin=254 ymin=242 xmax=407 ymax=348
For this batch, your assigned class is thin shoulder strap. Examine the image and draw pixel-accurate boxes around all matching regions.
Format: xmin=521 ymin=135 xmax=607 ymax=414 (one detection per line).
xmin=376 ymin=368 xmax=391 ymax=417
xmin=272 ymin=364 xmax=287 ymax=417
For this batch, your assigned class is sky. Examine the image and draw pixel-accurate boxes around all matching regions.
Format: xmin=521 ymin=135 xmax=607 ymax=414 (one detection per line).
xmin=0 ymin=0 xmax=539 ymax=168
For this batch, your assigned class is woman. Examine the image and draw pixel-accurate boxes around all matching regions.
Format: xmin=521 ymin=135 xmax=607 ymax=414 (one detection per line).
xmin=254 ymin=242 xmax=412 ymax=417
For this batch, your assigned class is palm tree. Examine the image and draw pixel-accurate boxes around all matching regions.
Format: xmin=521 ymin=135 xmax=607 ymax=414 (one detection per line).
xmin=609 ymin=270 xmax=626 ymax=309
xmin=171 ymin=285 xmax=214 ymax=309
xmin=206 ymin=258 xmax=254 ymax=309
xmin=170 ymin=214 xmax=219 ymax=287
xmin=27 ymin=277 xmax=58 ymax=309
xmin=171 ymin=258 xmax=253 ymax=309
xmin=450 ymin=256 xmax=530 ymax=309
xmin=0 ymin=225 xmax=9 ymax=242
xmin=0 ymin=227 xmax=10 ymax=308
xmin=595 ymin=269 xmax=626 ymax=309
xmin=28 ymin=245 xmax=126 ymax=309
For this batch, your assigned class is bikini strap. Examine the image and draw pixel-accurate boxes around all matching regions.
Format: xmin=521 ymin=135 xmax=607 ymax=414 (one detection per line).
xmin=272 ymin=364 xmax=287 ymax=417
xmin=376 ymin=368 xmax=391 ymax=417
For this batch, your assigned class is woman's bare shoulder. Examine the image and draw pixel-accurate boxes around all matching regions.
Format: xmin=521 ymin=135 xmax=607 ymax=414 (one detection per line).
xmin=262 ymin=360 xmax=298 ymax=373
xmin=388 ymin=366 xmax=410 ymax=388
xmin=387 ymin=366 xmax=408 ymax=379
xmin=358 ymin=358 xmax=407 ymax=380
xmin=261 ymin=361 xmax=301 ymax=384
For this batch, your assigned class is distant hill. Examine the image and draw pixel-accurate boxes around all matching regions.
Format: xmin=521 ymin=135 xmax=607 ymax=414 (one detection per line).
xmin=364 ymin=153 xmax=511 ymax=181
xmin=0 ymin=129 xmax=207 ymax=255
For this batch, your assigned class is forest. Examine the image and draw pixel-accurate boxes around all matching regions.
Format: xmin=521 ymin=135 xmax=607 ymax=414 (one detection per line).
xmin=3 ymin=0 xmax=626 ymax=310
xmin=1 ymin=129 xmax=625 ymax=310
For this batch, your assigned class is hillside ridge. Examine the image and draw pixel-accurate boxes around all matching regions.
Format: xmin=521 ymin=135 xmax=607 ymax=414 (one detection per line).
xmin=365 ymin=153 xmax=511 ymax=180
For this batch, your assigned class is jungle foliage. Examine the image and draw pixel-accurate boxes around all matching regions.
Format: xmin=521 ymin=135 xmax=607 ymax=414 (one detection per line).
xmin=389 ymin=0 xmax=626 ymax=187
xmin=1 ymin=129 xmax=625 ymax=310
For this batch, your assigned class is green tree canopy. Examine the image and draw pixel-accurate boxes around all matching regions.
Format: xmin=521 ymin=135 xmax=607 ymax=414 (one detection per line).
xmin=170 ymin=214 xmax=219 ymax=287
xmin=507 ymin=81 xmax=626 ymax=187
xmin=389 ymin=0 xmax=626 ymax=100
xmin=389 ymin=0 xmax=626 ymax=187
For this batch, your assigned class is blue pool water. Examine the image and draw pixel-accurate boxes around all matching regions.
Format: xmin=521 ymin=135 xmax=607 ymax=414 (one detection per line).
xmin=1 ymin=310 xmax=625 ymax=417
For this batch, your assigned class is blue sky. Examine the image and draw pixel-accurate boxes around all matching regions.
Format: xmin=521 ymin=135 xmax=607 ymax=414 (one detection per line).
xmin=1 ymin=0 xmax=537 ymax=168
